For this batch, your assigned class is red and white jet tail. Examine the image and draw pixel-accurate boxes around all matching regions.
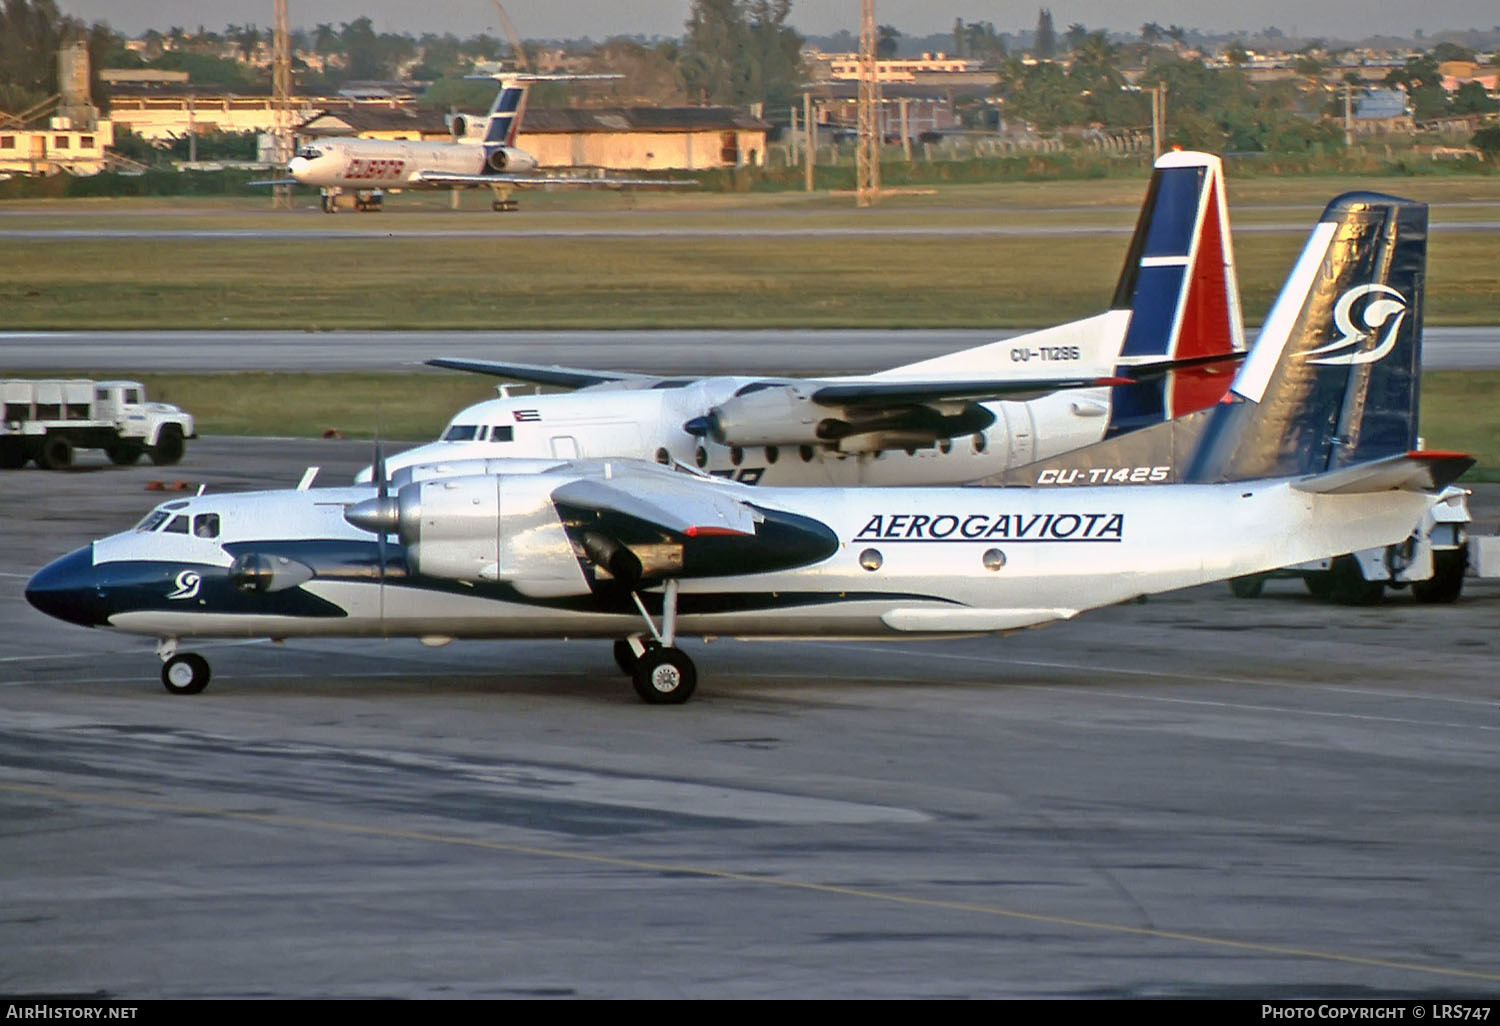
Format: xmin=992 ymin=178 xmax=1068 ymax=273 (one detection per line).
xmin=882 ymin=150 xmax=1245 ymax=404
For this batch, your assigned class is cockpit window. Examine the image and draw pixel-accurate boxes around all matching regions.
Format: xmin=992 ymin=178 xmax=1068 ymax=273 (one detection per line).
xmin=491 ymin=426 xmax=513 ymax=442
xmin=135 ymin=510 xmax=171 ymax=532
xmin=193 ymin=514 xmax=220 ymax=539
xmin=163 ymin=515 xmax=190 ymax=534
xmin=295 ymin=146 xmax=323 ymax=160
xmin=442 ymin=424 xmax=480 ymax=441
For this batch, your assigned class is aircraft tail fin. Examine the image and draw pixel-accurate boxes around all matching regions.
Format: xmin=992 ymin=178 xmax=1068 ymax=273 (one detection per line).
xmin=991 ymin=193 xmax=1448 ymax=490
xmin=881 ymin=150 xmax=1243 ymax=389
xmin=483 ymin=81 xmax=529 ymax=147
xmin=1104 ymin=149 xmax=1246 ymax=435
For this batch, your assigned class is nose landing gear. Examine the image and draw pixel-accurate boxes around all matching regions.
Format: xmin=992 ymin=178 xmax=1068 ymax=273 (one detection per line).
xmin=158 ymin=638 xmax=211 ymax=695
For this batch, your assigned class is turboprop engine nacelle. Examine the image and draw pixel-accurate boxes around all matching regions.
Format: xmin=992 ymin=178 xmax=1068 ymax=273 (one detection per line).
xmin=696 ymin=385 xmax=997 ymax=453
xmin=486 ymin=146 xmax=538 ymax=173
xmin=696 ymin=385 xmax=832 ymax=448
xmin=346 ymin=474 xmax=590 ymax=598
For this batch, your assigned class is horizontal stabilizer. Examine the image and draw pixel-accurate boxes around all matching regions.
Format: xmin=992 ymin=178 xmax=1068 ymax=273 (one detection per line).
xmin=1292 ymin=451 xmax=1474 ymax=495
xmin=425 ymin=358 xmax=652 ymax=390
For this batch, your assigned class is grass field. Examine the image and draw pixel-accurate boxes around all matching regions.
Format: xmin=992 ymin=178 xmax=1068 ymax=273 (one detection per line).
xmin=2 ymin=176 xmax=1498 ymax=329
xmin=15 ymin=368 xmax=1498 ymax=481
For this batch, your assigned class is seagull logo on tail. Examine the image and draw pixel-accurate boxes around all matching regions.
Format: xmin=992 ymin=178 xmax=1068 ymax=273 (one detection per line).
xmin=1302 ymin=284 xmax=1408 ymax=366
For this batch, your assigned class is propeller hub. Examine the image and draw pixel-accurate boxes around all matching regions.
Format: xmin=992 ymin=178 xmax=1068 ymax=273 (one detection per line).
xmin=345 ymin=495 xmax=400 ymax=535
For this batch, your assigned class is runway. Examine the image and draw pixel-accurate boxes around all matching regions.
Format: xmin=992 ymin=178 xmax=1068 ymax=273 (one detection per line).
xmin=4 ymin=326 xmax=1499 ymax=373
xmin=2 ymin=438 xmax=1498 ymax=997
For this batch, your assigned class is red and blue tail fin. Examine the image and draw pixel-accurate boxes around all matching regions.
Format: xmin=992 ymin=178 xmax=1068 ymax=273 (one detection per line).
xmin=1105 ymin=150 xmax=1245 ymax=436
xmin=482 ymin=80 xmax=529 ymax=147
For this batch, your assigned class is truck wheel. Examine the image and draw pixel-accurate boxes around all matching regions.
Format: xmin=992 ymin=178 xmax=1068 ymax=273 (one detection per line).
xmin=1327 ymin=554 xmax=1384 ymax=605
xmin=1303 ymin=573 xmax=1333 ymax=599
xmin=106 ymin=442 xmax=144 ymax=466
xmin=37 ymin=435 xmax=74 ymax=470
xmin=1412 ymin=548 xmax=1467 ymax=604
xmin=150 ymin=426 xmax=185 ymax=466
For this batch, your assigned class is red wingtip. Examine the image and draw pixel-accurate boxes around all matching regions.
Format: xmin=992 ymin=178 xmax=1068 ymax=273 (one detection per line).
xmin=684 ymin=526 xmax=749 ymax=538
xmin=1407 ymin=449 xmax=1472 ymax=461
xmin=1095 ymin=376 xmax=1136 ymax=387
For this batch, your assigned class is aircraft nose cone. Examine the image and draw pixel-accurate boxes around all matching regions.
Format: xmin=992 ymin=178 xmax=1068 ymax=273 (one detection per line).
xmin=287 ymin=156 xmax=310 ymax=179
xmin=26 ymin=546 xmax=110 ymax=627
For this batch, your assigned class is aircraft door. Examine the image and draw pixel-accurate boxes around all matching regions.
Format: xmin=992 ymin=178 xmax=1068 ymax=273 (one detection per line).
xmin=550 ymin=436 xmax=580 ymax=459
xmin=1001 ymin=403 xmax=1036 ymax=467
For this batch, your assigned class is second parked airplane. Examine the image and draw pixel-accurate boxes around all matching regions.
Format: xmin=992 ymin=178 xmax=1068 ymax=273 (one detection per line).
xmin=370 ymin=150 xmax=1246 ymax=486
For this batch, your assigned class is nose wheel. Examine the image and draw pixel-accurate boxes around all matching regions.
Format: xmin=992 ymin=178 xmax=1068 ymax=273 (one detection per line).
xmin=161 ymin=652 xmax=211 ymax=695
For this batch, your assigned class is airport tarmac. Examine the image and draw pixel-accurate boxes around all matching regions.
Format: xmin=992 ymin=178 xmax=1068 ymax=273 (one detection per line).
xmin=4 ymin=326 xmax=1499 ymax=373
xmin=2 ymin=438 xmax=1498 ymax=998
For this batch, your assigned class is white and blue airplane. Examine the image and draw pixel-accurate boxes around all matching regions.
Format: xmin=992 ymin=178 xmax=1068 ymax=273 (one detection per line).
xmin=27 ymin=192 xmax=1467 ymax=704
xmin=370 ymin=149 xmax=1248 ymax=486
xmin=271 ymin=74 xmax=689 ymax=212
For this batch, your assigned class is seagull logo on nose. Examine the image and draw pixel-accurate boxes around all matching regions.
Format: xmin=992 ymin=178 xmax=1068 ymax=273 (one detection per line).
xmin=167 ymin=570 xmax=201 ymax=600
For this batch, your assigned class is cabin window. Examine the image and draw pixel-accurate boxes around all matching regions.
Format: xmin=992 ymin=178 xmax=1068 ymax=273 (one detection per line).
xmin=125 ymin=389 xmax=141 ymax=404
xmin=193 ymin=514 xmax=220 ymax=539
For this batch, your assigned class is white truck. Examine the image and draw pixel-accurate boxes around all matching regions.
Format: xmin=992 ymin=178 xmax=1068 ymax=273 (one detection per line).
xmin=1229 ymin=486 xmax=1473 ymax=604
xmin=1 ymin=379 xmax=195 ymax=470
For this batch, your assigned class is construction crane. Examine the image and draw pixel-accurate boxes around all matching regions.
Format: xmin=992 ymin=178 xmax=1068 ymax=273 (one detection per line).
xmin=490 ymin=1 xmax=532 ymax=72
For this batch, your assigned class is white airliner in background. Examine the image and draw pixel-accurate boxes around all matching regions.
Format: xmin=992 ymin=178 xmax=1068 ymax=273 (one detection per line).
xmin=366 ymin=150 xmax=1246 ymax=486
xmin=270 ymin=74 xmax=692 ymax=212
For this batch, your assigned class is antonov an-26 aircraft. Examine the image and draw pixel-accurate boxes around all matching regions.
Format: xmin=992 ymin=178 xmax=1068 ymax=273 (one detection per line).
xmin=370 ymin=149 xmax=1247 ymax=486
xmin=275 ymin=74 xmax=689 ymax=212
xmin=28 ymin=193 xmax=1467 ymax=705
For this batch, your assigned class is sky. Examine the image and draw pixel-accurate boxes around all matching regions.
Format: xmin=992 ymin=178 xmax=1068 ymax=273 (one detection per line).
xmin=51 ymin=1 xmax=1500 ymax=43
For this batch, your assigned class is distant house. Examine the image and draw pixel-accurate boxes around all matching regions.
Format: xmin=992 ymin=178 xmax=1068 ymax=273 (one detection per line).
xmin=517 ymin=107 xmax=769 ymax=170
xmin=1352 ymin=88 xmax=1415 ymax=134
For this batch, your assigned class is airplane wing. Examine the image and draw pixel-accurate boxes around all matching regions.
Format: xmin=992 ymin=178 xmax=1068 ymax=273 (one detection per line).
xmin=413 ymin=170 xmax=697 ymax=188
xmin=248 ymin=177 xmax=299 ymax=187
xmin=425 ymin=358 xmax=660 ymax=390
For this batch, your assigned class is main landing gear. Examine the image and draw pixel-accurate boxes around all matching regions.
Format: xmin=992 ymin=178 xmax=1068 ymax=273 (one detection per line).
xmin=157 ymin=638 xmax=210 ymax=695
xmin=615 ymin=580 xmax=698 ymax=704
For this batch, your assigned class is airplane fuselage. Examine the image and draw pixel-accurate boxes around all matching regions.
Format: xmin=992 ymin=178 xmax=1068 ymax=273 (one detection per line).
xmin=28 ymin=472 xmax=1430 ymax=646
xmin=288 ymin=137 xmax=537 ymax=191
xmin=382 ymin=376 xmax=1116 ymax=488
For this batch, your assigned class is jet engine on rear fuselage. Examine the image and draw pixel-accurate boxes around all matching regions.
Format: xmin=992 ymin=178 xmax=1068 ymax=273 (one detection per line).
xmin=484 ymin=146 xmax=538 ymax=173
